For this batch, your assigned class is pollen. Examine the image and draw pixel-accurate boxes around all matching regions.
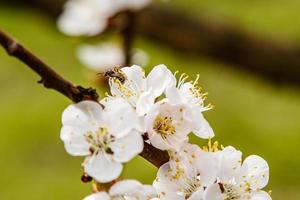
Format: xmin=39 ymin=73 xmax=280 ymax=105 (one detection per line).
xmin=153 ymin=116 xmax=176 ymax=138
xmin=203 ymin=138 xmax=221 ymax=152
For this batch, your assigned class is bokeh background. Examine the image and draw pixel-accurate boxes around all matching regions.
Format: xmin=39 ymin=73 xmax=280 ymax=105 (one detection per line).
xmin=0 ymin=0 xmax=300 ymax=199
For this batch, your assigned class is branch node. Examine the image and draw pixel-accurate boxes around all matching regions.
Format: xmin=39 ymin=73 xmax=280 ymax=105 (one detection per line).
xmin=74 ymin=86 xmax=99 ymax=102
xmin=7 ymin=40 xmax=19 ymax=55
xmin=37 ymin=78 xmax=44 ymax=84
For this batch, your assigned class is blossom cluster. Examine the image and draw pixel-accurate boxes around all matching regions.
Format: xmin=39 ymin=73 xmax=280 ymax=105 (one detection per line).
xmin=58 ymin=0 xmax=151 ymax=72
xmin=58 ymin=0 xmax=152 ymax=36
xmin=60 ymin=65 xmax=271 ymax=200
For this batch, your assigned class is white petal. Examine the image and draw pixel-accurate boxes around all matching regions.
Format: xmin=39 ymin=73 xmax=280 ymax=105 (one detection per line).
xmin=148 ymin=133 xmax=171 ymax=150
xmin=170 ymin=143 xmax=201 ymax=167
xmin=62 ymin=101 xmax=103 ymax=129
xmin=136 ymin=90 xmax=156 ymax=116
xmin=83 ymin=192 xmax=110 ymax=200
xmin=131 ymin=48 xmax=149 ymax=67
xmin=77 ymin=43 xmax=124 ymax=70
xmin=84 ymin=153 xmax=123 ymax=183
xmin=139 ymin=185 xmax=157 ymax=198
xmin=196 ymin=150 xmax=218 ymax=186
xmin=109 ymin=180 xmax=142 ymax=196
xmin=185 ymin=108 xmax=214 ymax=139
xmin=164 ymin=133 xmax=188 ymax=151
xmin=165 ymin=86 xmax=183 ymax=105
xmin=102 ymin=97 xmax=138 ymax=138
xmin=237 ymin=155 xmax=269 ymax=190
xmin=110 ymin=131 xmax=144 ymax=163
xmin=188 ymin=188 xmax=204 ymax=200
xmin=57 ymin=0 xmax=111 ymax=36
xmin=60 ymin=126 xmax=90 ymax=156
xmin=114 ymin=0 xmax=152 ymax=10
xmin=203 ymin=183 xmax=222 ymax=200
xmin=146 ymin=101 xmax=190 ymax=150
xmin=153 ymin=163 xmax=183 ymax=199
xmin=109 ymin=179 xmax=156 ymax=199
xmin=251 ymin=191 xmax=272 ymax=200
xmin=147 ymin=64 xmax=176 ymax=98
xmin=61 ymin=101 xmax=103 ymax=156
xmin=217 ymin=146 xmax=242 ymax=182
xmin=121 ymin=65 xmax=147 ymax=93
xmin=158 ymin=192 xmax=184 ymax=200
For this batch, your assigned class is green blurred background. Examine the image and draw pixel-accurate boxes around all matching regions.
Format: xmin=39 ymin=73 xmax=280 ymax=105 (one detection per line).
xmin=0 ymin=0 xmax=300 ymax=199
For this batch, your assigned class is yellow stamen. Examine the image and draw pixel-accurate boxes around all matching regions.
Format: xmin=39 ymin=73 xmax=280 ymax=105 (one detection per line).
xmin=154 ymin=116 xmax=176 ymax=138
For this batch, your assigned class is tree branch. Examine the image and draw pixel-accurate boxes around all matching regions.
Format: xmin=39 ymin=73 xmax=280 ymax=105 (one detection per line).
xmin=12 ymin=1 xmax=300 ymax=86
xmin=0 ymin=28 xmax=169 ymax=167
xmin=120 ymin=11 xmax=136 ymax=66
xmin=0 ymin=29 xmax=98 ymax=102
xmin=138 ymin=6 xmax=300 ymax=86
xmin=140 ymin=141 xmax=169 ymax=167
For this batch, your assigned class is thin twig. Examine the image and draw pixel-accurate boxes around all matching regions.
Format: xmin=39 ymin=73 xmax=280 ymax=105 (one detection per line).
xmin=121 ymin=11 xmax=136 ymax=66
xmin=0 ymin=28 xmax=169 ymax=167
xmin=0 ymin=29 xmax=98 ymax=102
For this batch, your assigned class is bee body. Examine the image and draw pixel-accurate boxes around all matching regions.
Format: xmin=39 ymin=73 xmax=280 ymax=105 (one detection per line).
xmin=102 ymin=67 xmax=127 ymax=84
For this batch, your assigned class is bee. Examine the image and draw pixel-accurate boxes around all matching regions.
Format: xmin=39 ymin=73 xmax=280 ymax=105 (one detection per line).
xmin=99 ymin=67 xmax=127 ymax=84
xmin=81 ymin=173 xmax=93 ymax=183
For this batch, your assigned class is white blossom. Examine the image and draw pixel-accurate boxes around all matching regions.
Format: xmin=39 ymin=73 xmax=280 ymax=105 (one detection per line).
xmin=145 ymin=100 xmax=193 ymax=150
xmin=77 ymin=44 xmax=150 ymax=72
xmin=57 ymin=0 xmax=114 ymax=36
xmin=58 ymin=0 xmax=153 ymax=36
xmin=165 ymin=74 xmax=214 ymax=139
xmin=77 ymin=43 xmax=125 ymax=71
xmin=131 ymin=48 xmax=150 ymax=67
xmin=108 ymin=64 xmax=176 ymax=116
xmin=60 ymin=99 xmax=143 ymax=183
xmin=203 ymin=146 xmax=271 ymax=200
xmin=84 ymin=179 xmax=157 ymax=200
xmin=57 ymin=59 xmax=271 ymax=200
xmin=153 ymin=143 xmax=271 ymax=200
xmin=113 ymin=0 xmax=152 ymax=11
xmin=153 ymin=143 xmax=217 ymax=200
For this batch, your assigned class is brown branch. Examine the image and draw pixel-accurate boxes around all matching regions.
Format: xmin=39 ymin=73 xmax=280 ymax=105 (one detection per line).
xmin=0 ymin=29 xmax=98 ymax=102
xmin=140 ymin=142 xmax=169 ymax=167
xmin=138 ymin=6 xmax=300 ymax=86
xmin=0 ymin=28 xmax=169 ymax=167
xmin=120 ymin=11 xmax=136 ymax=66
xmin=12 ymin=1 xmax=300 ymax=86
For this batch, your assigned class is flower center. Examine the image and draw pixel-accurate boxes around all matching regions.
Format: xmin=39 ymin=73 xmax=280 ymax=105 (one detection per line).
xmin=111 ymin=195 xmax=131 ymax=200
xmin=153 ymin=116 xmax=176 ymax=138
xmin=221 ymin=183 xmax=251 ymax=200
xmin=175 ymin=175 xmax=202 ymax=199
xmin=84 ymin=127 xmax=114 ymax=154
xmin=183 ymin=177 xmax=202 ymax=199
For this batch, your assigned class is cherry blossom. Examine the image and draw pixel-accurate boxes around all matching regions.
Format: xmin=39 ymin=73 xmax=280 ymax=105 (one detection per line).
xmin=58 ymin=0 xmax=153 ymax=36
xmin=145 ymin=100 xmax=192 ymax=150
xmin=153 ymin=143 xmax=271 ymax=200
xmin=77 ymin=43 xmax=125 ymax=71
xmin=84 ymin=179 xmax=157 ymax=200
xmin=165 ymin=73 xmax=214 ymax=139
xmin=113 ymin=0 xmax=152 ymax=11
xmin=204 ymin=146 xmax=271 ymax=200
xmin=57 ymin=63 xmax=271 ymax=200
xmin=153 ymin=143 xmax=217 ymax=200
xmin=107 ymin=64 xmax=176 ymax=116
xmin=57 ymin=0 xmax=114 ymax=36
xmin=60 ymin=99 xmax=143 ymax=183
xmin=77 ymin=43 xmax=150 ymax=72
